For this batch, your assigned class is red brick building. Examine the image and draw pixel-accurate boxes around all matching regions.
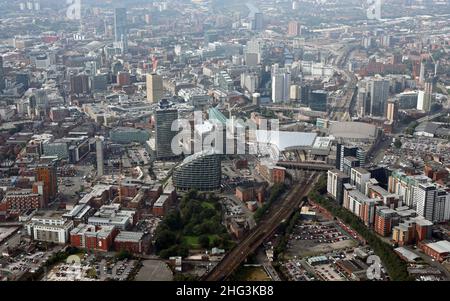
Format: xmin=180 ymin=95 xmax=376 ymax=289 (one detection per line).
xmin=70 ymin=224 xmax=118 ymax=252
xmin=2 ymin=190 xmax=43 ymax=211
xmin=35 ymin=164 xmax=58 ymax=206
xmin=114 ymin=231 xmax=146 ymax=254
xmin=392 ymin=218 xmax=433 ymax=246
xmin=236 ymin=186 xmax=254 ymax=203
xmin=152 ymin=194 xmax=170 ymax=216
xmin=374 ymin=207 xmax=398 ymax=236
xmin=256 ymin=163 xmax=286 ymax=185
xmin=420 ymin=240 xmax=450 ymax=262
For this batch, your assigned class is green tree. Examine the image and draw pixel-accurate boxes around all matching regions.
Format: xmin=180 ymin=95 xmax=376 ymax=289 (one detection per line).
xmin=155 ymin=230 xmax=178 ymax=252
xmin=394 ymin=140 xmax=402 ymax=149
xmin=198 ymin=235 xmax=210 ymax=249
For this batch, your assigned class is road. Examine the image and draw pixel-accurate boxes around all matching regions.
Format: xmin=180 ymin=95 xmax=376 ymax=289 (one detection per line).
xmin=204 ymin=172 xmax=320 ymax=281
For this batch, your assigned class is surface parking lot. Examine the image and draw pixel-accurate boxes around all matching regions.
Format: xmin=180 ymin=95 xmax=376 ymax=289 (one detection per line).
xmin=44 ymin=256 xmax=138 ymax=281
xmin=293 ymin=223 xmax=350 ymax=244
xmin=286 ymin=221 xmax=358 ymax=258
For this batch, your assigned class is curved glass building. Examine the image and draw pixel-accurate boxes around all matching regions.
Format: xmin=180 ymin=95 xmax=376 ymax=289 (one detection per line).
xmin=173 ymin=150 xmax=221 ymax=192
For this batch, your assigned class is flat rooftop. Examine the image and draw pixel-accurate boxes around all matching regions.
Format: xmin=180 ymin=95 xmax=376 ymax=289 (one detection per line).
xmin=115 ymin=231 xmax=144 ymax=242
xmin=426 ymin=240 xmax=450 ymax=254
xmin=329 ymin=122 xmax=377 ymax=140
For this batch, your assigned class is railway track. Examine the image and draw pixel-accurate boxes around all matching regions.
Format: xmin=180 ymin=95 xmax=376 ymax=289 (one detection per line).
xmin=204 ymin=172 xmax=320 ymax=281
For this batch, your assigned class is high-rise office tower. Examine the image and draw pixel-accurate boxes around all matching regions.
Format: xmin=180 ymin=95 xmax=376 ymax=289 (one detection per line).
xmin=155 ymin=99 xmax=179 ymax=159
xmin=309 ymin=90 xmax=328 ymax=112
xmin=114 ymin=8 xmax=128 ymax=53
xmin=417 ymin=80 xmax=434 ymax=112
xmin=271 ymin=65 xmax=290 ymax=103
xmin=368 ymin=78 xmax=390 ymax=117
xmin=96 ymin=136 xmax=104 ymax=177
xmin=146 ymin=73 xmax=164 ymax=103
xmin=386 ymin=99 xmax=398 ymax=123
xmin=245 ymin=39 xmax=263 ymax=66
xmin=423 ymin=80 xmax=434 ymax=112
xmin=252 ymin=12 xmax=264 ymax=31
xmin=419 ymin=59 xmax=426 ymax=84
xmin=336 ymin=144 xmax=365 ymax=171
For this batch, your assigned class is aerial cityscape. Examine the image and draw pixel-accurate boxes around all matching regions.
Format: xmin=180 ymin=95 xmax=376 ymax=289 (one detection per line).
xmin=0 ymin=0 xmax=449 ymax=284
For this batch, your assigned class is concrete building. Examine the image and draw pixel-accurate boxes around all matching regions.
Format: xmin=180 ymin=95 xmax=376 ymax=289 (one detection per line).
xmin=350 ymin=167 xmax=371 ymax=194
xmin=155 ymin=100 xmax=179 ymax=159
xmin=417 ymin=80 xmax=434 ymax=112
xmin=146 ymin=73 xmax=164 ymax=103
xmin=26 ymin=211 xmax=74 ymax=244
xmin=327 ymin=169 xmax=350 ymax=205
xmin=271 ymin=65 xmax=290 ymax=103
xmin=415 ymin=183 xmax=450 ymax=223
xmin=173 ymin=150 xmax=222 ymax=191
xmin=88 ymin=204 xmax=135 ymax=230
xmin=362 ymin=78 xmax=390 ymax=117
xmin=110 ymin=127 xmax=150 ymax=144
xmin=96 ymin=136 xmax=104 ymax=177
xmin=386 ymin=99 xmax=398 ymax=123
xmin=388 ymin=170 xmax=430 ymax=208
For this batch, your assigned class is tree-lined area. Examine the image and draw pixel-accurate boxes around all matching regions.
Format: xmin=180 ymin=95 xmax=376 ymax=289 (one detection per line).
xmin=154 ymin=190 xmax=234 ymax=259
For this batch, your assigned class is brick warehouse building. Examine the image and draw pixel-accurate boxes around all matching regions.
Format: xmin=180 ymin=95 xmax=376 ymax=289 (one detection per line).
xmin=419 ymin=240 xmax=450 ymax=262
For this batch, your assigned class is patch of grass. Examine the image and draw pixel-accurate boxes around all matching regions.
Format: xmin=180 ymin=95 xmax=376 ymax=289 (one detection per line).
xmin=201 ymin=202 xmax=215 ymax=210
xmin=184 ymin=235 xmax=220 ymax=249
xmin=231 ymin=266 xmax=271 ymax=281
